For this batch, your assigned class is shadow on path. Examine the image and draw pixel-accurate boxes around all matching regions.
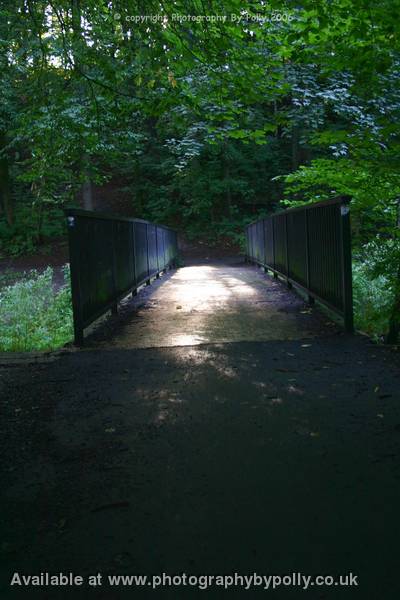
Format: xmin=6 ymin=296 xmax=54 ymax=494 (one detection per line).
xmin=1 ymin=259 xmax=400 ymax=599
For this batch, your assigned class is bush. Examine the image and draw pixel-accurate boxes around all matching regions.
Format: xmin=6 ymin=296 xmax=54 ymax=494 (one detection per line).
xmin=0 ymin=265 xmax=73 ymax=351
xmin=353 ymin=262 xmax=394 ymax=340
xmin=0 ymin=205 xmax=66 ymax=257
xmin=352 ymin=237 xmax=399 ymax=340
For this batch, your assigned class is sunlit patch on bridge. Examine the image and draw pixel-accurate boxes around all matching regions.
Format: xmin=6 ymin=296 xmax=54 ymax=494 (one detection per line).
xmin=88 ymin=262 xmax=338 ymax=348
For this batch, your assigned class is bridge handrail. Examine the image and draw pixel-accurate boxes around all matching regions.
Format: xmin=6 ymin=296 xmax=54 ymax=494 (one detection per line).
xmin=65 ymin=208 xmax=179 ymax=345
xmin=244 ymin=196 xmax=353 ymax=332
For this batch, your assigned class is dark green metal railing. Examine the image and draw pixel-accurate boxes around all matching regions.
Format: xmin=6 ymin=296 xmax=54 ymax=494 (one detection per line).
xmin=65 ymin=209 xmax=179 ymax=345
xmin=244 ymin=196 xmax=353 ymax=332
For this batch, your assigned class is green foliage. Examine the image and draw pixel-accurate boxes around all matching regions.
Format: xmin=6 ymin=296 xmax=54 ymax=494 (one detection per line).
xmin=353 ymin=263 xmax=393 ymax=341
xmin=353 ymin=238 xmax=400 ymax=340
xmin=0 ymin=266 xmax=73 ymax=351
xmin=0 ymin=205 xmax=65 ymax=256
xmin=0 ymin=269 xmax=26 ymax=288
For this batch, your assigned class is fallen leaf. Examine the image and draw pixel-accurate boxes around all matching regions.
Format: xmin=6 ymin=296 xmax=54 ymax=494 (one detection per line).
xmin=176 ymin=305 xmax=182 ymax=309
xmin=270 ymin=398 xmax=283 ymax=404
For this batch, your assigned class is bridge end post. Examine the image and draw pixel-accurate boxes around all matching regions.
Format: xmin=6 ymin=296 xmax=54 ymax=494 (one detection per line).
xmin=339 ymin=196 xmax=354 ymax=333
xmin=66 ymin=211 xmax=85 ymax=347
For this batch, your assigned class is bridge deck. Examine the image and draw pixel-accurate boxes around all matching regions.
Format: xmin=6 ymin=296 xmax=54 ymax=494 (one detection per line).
xmin=87 ymin=259 xmax=337 ymax=348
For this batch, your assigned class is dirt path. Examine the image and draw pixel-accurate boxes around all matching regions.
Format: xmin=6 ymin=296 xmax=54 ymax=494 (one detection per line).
xmin=1 ymin=260 xmax=400 ymax=599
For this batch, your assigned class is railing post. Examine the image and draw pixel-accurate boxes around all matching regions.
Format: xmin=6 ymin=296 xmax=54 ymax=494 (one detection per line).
xmin=110 ymin=221 xmax=118 ymax=315
xmin=285 ymin=213 xmax=292 ymax=288
xmin=261 ymin=219 xmax=267 ymax=272
xmin=305 ymin=210 xmax=314 ymax=305
xmin=145 ymin=223 xmax=151 ymax=285
xmin=272 ymin=217 xmax=277 ymax=278
xmin=66 ymin=212 xmax=84 ymax=346
xmin=174 ymin=230 xmax=178 ymax=267
xmin=131 ymin=222 xmax=138 ymax=297
xmin=339 ymin=196 xmax=354 ymax=333
xmin=155 ymin=227 xmax=160 ymax=278
xmin=131 ymin=222 xmax=136 ymax=297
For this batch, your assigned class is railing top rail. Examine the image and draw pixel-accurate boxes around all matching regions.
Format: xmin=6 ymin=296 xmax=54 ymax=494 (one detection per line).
xmin=245 ymin=195 xmax=351 ymax=227
xmin=64 ymin=208 xmax=177 ymax=232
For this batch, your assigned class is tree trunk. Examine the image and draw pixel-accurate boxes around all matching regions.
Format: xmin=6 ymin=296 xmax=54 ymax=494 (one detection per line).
xmin=82 ymin=179 xmax=93 ymax=210
xmin=71 ymin=0 xmax=94 ymax=212
xmin=0 ymin=134 xmax=13 ymax=226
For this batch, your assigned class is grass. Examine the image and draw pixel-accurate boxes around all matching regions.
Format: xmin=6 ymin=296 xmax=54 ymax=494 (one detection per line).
xmin=0 ymin=266 xmax=73 ymax=352
xmin=352 ymin=260 xmax=394 ymax=341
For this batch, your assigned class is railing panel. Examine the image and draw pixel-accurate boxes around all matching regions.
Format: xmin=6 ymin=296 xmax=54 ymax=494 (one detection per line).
xmin=147 ymin=223 xmax=158 ymax=276
xmin=65 ymin=209 xmax=178 ymax=345
xmin=244 ymin=196 xmax=353 ymax=332
xmin=79 ymin=216 xmax=115 ymax=325
xmin=264 ymin=218 xmax=274 ymax=267
xmin=165 ymin=228 xmax=178 ymax=265
xmin=164 ymin=228 xmax=172 ymax=265
xmin=308 ymin=204 xmax=342 ymax=311
xmin=273 ymin=214 xmax=287 ymax=276
xmin=254 ymin=220 xmax=264 ymax=263
xmin=286 ymin=210 xmax=307 ymax=287
xmin=134 ymin=221 xmax=149 ymax=285
xmin=156 ymin=226 xmax=165 ymax=271
xmin=113 ymin=220 xmax=135 ymax=296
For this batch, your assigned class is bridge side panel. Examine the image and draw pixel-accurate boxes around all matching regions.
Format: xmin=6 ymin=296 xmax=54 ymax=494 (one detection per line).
xmin=156 ymin=226 xmax=165 ymax=271
xmin=147 ymin=223 xmax=158 ymax=276
xmin=113 ymin=220 xmax=135 ymax=297
xmin=77 ymin=216 xmax=115 ymax=326
xmin=66 ymin=209 xmax=179 ymax=345
xmin=254 ymin=220 xmax=265 ymax=264
xmin=264 ymin=218 xmax=274 ymax=268
xmin=307 ymin=203 xmax=343 ymax=312
xmin=243 ymin=197 xmax=353 ymax=331
xmin=273 ymin=214 xmax=288 ymax=276
xmin=286 ymin=210 xmax=307 ymax=287
xmin=134 ymin=221 xmax=150 ymax=286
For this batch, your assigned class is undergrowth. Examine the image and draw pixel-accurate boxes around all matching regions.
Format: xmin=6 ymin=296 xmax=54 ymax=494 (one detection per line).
xmin=0 ymin=265 xmax=73 ymax=351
